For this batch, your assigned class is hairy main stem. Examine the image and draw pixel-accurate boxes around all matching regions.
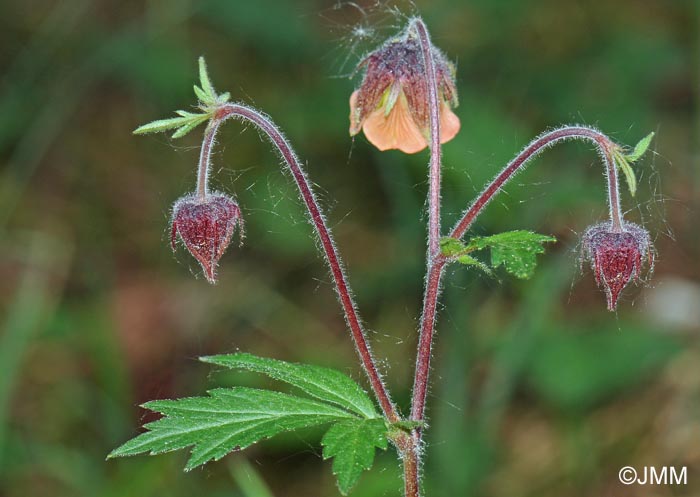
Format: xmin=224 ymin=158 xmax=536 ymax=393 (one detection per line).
xmin=401 ymin=18 xmax=447 ymax=497
xmin=198 ymin=104 xmax=400 ymax=423
xmin=396 ymin=432 xmax=421 ymax=497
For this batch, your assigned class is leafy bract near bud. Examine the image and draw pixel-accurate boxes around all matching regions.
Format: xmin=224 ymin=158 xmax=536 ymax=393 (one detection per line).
xmin=582 ymin=221 xmax=652 ymax=311
xmin=171 ymin=193 xmax=243 ymax=283
xmin=349 ymin=25 xmax=460 ymax=154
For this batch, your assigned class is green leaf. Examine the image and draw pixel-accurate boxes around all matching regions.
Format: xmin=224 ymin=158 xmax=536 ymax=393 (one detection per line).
xmin=439 ymin=237 xmax=467 ymax=257
xmin=134 ymin=112 xmax=210 ymax=137
xmin=108 ymin=387 xmax=354 ymax=470
xmin=625 ymin=131 xmax=654 ymax=162
xmin=322 ymin=418 xmax=388 ymax=495
xmin=193 ymin=85 xmax=209 ymax=103
xmin=133 ymin=116 xmax=191 ymax=135
xmin=614 ymin=151 xmax=637 ymax=197
xmin=201 ymin=353 xmax=378 ymax=419
xmin=466 ymin=230 xmax=556 ymax=279
xmin=455 ymin=254 xmax=492 ymax=275
xmin=171 ymin=115 xmax=210 ymax=139
xmin=198 ymin=56 xmax=216 ymax=101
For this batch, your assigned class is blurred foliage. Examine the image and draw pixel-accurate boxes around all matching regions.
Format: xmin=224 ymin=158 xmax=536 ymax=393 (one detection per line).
xmin=0 ymin=1 xmax=697 ymax=497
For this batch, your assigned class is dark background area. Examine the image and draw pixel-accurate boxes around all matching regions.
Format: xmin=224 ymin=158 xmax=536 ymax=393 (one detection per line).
xmin=0 ymin=1 xmax=697 ymax=496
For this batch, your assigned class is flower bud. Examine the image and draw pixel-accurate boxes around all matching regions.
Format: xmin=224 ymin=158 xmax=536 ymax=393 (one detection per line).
xmin=349 ymin=27 xmax=460 ymax=154
xmin=170 ymin=193 xmax=243 ymax=283
xmin=581 ymin=221 xmax=652 ymax=311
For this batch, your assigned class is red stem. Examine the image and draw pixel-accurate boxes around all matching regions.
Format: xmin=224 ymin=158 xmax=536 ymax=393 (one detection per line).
xmin=402 ymin=18 xmax=447 ymax=497
xmin=395 ymin=432 xmax=421 ymax=497
xmin=451 ymin=126 xmax=621 ymax=239
xmin=198 ymin=103 xmax=400 ymax=423
xmin=410 ymin=126 xmax=622 ymax=447
xmin=411 ymin=18 xmax=442 ymax=259
xmin=196 ymin=120 xmax=220 ymax=199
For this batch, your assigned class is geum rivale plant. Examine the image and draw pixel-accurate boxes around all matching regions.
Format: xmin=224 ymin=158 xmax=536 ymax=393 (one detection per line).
xmin=109 ymin=18 xmax=655 ymax=497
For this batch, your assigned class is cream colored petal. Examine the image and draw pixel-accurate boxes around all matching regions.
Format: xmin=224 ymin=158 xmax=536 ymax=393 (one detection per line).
xmin=439 ymin=102 xmax=461 ymax=144
xmin=361 ymin=94 xmax=428 ymax=154
xmin=349 ymin=90 xmax=362 ymax=136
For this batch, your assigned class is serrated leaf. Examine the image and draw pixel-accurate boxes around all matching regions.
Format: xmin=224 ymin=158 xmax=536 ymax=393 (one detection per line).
xmin=614 ymin=152 xmax=637 ymax=197
xmin=201 ymin=353 xmax=378 ymax=419
xmin=108 ymin=387 xmax=354 ymax=470
xmin=466 ymin=230 xmax=556 ymax=279
xmin=322 ymin=418 xmax=388 ymax=495
xmin=625 ymin=131 xmax=654 ymax=162
xmin=198 ymin=56 xmax=216 ymax=101
xmin=439 ymin=237 xmax=467 ymax=257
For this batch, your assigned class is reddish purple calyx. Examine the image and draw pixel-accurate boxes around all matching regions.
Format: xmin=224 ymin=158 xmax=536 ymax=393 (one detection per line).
xmin=171 ymin=193 xmax=243 ymax=283
xmin=582 ymin=222 xmax=652 ymax=311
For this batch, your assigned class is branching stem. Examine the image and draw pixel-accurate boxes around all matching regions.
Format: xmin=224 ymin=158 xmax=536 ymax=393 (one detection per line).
xmin=194 ymin=42 xmax=622 ymax=497
xmin=409 ymin=121 xmax=621 ymax=497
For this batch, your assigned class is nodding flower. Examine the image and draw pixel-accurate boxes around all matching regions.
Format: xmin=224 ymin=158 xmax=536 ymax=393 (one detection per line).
xmin=170 ymin=192 xmax=244 ymax=284
xmin=582 ymin=221 xmax=652 ymax=311
xmin=349 ymin=26 xmax=460 ymax=154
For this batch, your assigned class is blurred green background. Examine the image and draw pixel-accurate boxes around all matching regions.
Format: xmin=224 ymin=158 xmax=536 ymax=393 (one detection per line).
xmin=0 ymin=1 xmax=697 ymax=496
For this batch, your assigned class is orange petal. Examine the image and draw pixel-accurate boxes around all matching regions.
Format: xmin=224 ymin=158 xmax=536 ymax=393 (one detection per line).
xmin=361 ymin=93 xmax=428 ymax=154
xmin=349 ymin=90 xmax=362 ymax=136
xmin=439 ymin=102 xmax=460 ymax=144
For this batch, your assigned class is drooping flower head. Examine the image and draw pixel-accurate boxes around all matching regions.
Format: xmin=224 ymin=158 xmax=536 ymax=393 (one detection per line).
xmin=171 ymin=193 xmax=244 ymax=283
xmin=581 ymin=221 xmax=652 ymax=311
xmin=349 ymin=25 xmax=460 ymax=154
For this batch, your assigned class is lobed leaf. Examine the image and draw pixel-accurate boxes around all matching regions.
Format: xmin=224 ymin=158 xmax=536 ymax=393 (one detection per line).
xmin=108 ymin=387 xmax=355 ymax=470
xmin=322 ymin=418 xmax=388 ymax=495
xmin=201 ymin=353 xmax=378 ymax=419
xmin=439 ymin=237 xmax=494 ymax=274
xmin=439 ymin=237 xmax=467 ymax=257
xmin=466 ymin=230 xmax=556 ymax=279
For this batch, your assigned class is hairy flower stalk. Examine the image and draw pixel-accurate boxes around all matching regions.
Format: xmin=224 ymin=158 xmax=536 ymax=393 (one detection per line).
xmin=196 ymin=103 xmax=401 ymax=423
xmin=409 ymin=123 xmax=652 ymax=494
